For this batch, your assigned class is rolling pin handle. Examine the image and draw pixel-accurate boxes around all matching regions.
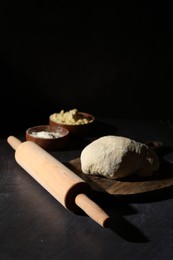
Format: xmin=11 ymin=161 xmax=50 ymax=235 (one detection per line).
xmin=7 ymin=136 xmax=22 ymax=150
xmin=75 ymin=193 xmax=110 ymax=227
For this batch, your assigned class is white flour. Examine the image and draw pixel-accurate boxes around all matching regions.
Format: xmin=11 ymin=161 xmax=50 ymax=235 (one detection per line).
xmin=30 ymin=131 xmax=63 ymax=139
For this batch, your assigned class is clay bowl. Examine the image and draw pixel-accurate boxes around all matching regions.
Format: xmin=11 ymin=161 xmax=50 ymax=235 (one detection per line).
xmin=26 ymin=125 xmax=69 ymax=150
xmin=49 ymin=112 xmax=95 ymax=136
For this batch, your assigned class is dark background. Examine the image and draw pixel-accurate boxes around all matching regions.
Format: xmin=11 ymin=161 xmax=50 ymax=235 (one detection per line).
xmin=0 ymin=4 xmax=173 ymax=135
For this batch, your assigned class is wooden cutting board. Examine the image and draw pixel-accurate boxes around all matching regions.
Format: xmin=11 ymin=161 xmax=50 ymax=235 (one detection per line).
xmin=66 ymin=157 xmax=173 ymax=195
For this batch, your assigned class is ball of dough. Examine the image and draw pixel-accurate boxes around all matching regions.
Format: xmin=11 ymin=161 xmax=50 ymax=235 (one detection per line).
xmin=80 ymin=135 xmax=160 ymax=179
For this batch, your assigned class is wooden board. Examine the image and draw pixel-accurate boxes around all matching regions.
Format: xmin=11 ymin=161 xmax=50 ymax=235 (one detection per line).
xmin=66 ymin=158 xmax=173 ymax=195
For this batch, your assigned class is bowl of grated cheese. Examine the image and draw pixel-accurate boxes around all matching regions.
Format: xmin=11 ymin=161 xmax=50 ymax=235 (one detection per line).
xmin=49 ymin=109 xmax=95 ymax=136
xmin=26 ymin=125 xmax=69 ymax=150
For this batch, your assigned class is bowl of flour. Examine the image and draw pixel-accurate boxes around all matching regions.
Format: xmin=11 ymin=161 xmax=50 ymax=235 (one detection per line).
xmin=26 ymin=125 xmax=69 ymax=150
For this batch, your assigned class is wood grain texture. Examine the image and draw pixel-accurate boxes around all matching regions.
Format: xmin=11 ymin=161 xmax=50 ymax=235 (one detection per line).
xmin=67 ymin=157 xmax=173 ymax=195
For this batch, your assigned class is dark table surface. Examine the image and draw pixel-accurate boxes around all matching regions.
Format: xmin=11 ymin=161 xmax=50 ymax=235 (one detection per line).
xmin=1 ymin=118 xmax=173 ymax=260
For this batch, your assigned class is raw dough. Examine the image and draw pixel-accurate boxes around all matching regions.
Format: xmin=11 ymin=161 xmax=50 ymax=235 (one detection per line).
xmin=80 ymin=135 xmax=160 ymax=179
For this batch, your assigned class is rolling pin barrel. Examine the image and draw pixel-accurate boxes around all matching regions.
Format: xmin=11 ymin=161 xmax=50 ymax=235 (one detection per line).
xmin=7 ymin=136 xmax=110 ymax=227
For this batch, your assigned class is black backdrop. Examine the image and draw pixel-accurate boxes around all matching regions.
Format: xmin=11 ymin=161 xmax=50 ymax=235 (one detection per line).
xmin=1 ymin=4 xmax=173 ymax=135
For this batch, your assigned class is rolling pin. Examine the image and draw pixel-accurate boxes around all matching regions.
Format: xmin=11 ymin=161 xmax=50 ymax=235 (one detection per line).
xmin=7 ymin=136 xmax=110 ymax=227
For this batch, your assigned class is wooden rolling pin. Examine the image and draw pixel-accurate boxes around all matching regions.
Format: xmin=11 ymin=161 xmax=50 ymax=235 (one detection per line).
xmin=7 ymin=136 xmax=110 ymax=227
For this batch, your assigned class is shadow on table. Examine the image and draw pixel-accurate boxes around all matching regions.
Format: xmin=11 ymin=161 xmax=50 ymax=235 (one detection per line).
xmin=85 ymin=163 xmax=173 ymax=242
xmin=85 ymin=190 xmax=149 ymax=243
